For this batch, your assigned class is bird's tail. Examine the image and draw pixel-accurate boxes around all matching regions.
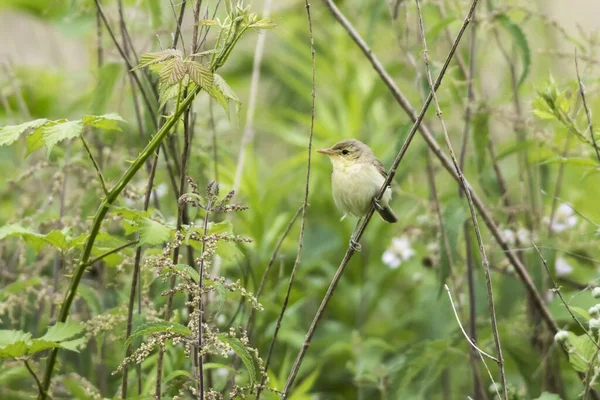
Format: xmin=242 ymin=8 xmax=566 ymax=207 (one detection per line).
xmin=377 ymin=205 xmax=398 ymax=223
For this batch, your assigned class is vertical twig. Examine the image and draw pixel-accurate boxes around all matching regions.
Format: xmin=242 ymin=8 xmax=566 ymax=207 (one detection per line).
xmin=413 ymin=2 xmax=507 ymax=398
xmin=256 ymin=1 xmax=314 ymax=397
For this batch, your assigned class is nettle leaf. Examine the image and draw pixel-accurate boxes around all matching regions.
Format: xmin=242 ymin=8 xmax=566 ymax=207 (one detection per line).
xmin=159 ymin=78 xmax=191 ymax=109
xmin=125 ymin=321 xmax=191 ymax=347
xmin=160 ymin=263 xmax=200 ymax=283
xmin=135 ymin=49 xmax=182 ymax=70
xmin=0 ymin=330 xmax=32 ymax=358
xmin=217 ymin=334 xmax=258 ymax=384
xmin=186 ymin=60 xmax=213 ymax=90
xmin=0 ymin=224 xmax=71 ymax=253
xmin=208 ymin=73 xmax=241 ymax=119
xmin=0 ymin=118 xmax=48 ymax=146
xmin=159 ymin=58 xmax=187 ymax=86
xmin=0 ymin=322 xmax=85 ymax=358
xmin=495 ymin=14 xmax=530 ymax=88
xmin=41 ymin=119 xmax=84 ymax=154
xmin=40 ymin=321 xmax=85 ymax=342
xmin=82 ymin=113 xmax=126 ymax=131
xmin=139 ymin=217 xmax=172 ymax=246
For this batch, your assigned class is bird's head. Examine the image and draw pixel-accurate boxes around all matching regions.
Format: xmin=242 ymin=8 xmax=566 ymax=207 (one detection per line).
xmin=317 ymin=139 xmax=371 ymax=170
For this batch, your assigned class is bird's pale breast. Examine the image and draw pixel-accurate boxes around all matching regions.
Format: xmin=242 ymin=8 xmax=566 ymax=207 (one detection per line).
xmin=332 ymin=162 xmax=391 ymax=218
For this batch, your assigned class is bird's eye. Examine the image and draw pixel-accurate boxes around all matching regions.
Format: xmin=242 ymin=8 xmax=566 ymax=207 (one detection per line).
xmin=342 ymin=149 xmax=349 ymax=155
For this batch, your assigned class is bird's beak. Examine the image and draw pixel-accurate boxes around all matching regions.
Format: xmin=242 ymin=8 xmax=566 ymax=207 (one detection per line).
xmin=317 ymin=148 xmax=334 ymax=155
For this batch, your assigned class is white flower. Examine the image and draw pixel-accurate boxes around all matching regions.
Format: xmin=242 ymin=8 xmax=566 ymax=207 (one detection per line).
xmin=555 ymin=257 xmax=573 ymax=276
xmin=546 ymin=290 xmax=554 ymax=303
xmin=590 ymin=318 xmax=600 ymax=331
xmin=381 ymin=235 xmax=415 ymax=269
xmin=382 ymin=250 xmax=401 ymax=269
xmin=502 ymin=229 xmax=516 ymax=245
xmin=391 ymin=236 xmax=415 ymax=260
xmin=593 ymin=287 xmax=600 ymax=299
xmin=547 ymin=203 xmax=578 ymax=233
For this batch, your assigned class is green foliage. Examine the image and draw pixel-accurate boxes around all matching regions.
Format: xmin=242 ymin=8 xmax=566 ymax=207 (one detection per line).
xmin=0 ymin=113 xmax=126 ymax=156
xmin=0 ymin=322 xmax=85 ymax=358
xmin=217 ymin=333 xmax=258 ymax=385
xmin=494 ymin=13 xmax=531 ymax=88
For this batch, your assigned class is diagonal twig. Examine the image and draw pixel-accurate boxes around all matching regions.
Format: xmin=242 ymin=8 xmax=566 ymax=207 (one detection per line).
xmin=414 ymin=0 xmax=507 ymax=397
xmin=281 ymin=0 xmax=479 ymax=396
xmin=575 ymin=52 xmax=600 ymax=164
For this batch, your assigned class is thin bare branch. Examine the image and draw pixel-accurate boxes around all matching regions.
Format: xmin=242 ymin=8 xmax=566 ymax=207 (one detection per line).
xmin=281 ymin=0 xmax=478 ymax=396
xmin=575 ymin=52 xmax=600 ymax=164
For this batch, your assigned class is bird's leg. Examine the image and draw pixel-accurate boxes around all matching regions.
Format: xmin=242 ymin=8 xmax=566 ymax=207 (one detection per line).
xmin=371 ymin=197 xmax=384 ymax=212
xmin=349 ymin=217 xmax=362 ymax=252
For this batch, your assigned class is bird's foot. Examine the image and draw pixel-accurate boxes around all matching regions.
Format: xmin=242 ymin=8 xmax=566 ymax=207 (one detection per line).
xmin=372 ymin=197 xmax=384 ymax=212
xmin=349 ymin=238 xmax=362 ymax=252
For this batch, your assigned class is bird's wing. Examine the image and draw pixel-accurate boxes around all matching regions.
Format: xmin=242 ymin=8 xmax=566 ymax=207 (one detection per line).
xmin=373 ymin=158 xmax=388 ymax=179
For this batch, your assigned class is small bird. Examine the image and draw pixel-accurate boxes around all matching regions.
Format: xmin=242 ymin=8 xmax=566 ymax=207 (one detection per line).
xmin=317 ymin=139 xmax=397 ymax=250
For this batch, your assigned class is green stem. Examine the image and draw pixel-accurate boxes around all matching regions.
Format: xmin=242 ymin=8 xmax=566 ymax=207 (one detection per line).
xmin=80 ymin=135 xmax=109 ymax=196
xmin=39 ymin=85 xmax=201 ymax=400
xmin=24 ymin=360 xmax=46 ymax=399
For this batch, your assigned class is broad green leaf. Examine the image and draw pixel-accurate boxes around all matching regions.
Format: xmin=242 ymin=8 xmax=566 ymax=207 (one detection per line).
xmin=217 ymin=334 xmax=258 ymax=384
xmin=40 ymin=321 xmax=85 ymax=342
xmin=125 ymin=322 xmax=191 ymax=346
xmin=139 ymin=217 xmax=172 ymax=246
xmin=0 ymin=330 xmax=32 ymax=358
xmin=496 ymin=14 xmax=530 ymax=88
xmin=58 ymin=336 xmax=87 ymax=352
xmin=27 ymin=339 xmax=60 ymax=354
xmin=0 ymin=224 xmax=71 ymax=252
xmin=82 ymin=113 xmax=126 ymax=131
xmin=41 ymin=119 xmax=84 ymax=154
xmin=25 ymin=127 xmax=45 ymax=156
xmin=0 ymin=118 xmax=48 ymax=146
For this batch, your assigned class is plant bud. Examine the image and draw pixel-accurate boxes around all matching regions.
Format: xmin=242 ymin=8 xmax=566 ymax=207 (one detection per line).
xmin=593 ymin=287 xmax=600 ymax=299
xmin=589 ymin=318 xmax=600 ymax=331
xmin=554 ymin=330 xmax=569 ymax=343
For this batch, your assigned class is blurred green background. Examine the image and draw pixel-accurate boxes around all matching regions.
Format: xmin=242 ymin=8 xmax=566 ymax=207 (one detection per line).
xmin=2 ymin=0 xmax=600 ymax=399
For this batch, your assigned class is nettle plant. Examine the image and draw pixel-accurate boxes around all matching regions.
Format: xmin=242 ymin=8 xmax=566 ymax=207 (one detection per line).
xmin=0 ymin=1 xmax=274 ymax=398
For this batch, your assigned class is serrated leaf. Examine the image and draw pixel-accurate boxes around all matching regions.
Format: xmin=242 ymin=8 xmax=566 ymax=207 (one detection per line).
xmin=159 ymin=263 xmax=200 ymax=283
xmin=58 ymin=336 xmax=87 ymax=352
xmin=217 ymin=334 xmax=258 ymax=384
xmin=0 ymin=330 xmax=32 ymax=350
xmin=139 ymin=217 xmax=172 ymax=246
xmin=41 ymin=119 xmax=84 ymax=154
xmin=40 ymin=321 xmax=85 ymax=342
xmin=82 ymin=113 xmax=126 ymax=131
xmin=25 ymin=126 xmax=45 ymax=157
xmin=186 ymin=60 xmax=213 ymax=89
xmin=159 ymin=58 xmax=187 ymax=86
xmin=135 ymin=49 xmax=182 ymax=70
xmin=496 ymin=14 xmax=530 ymax=88
xmin=125 ymin=322 xmax=191 ymax=347
xmin=0 ymin=118 xmax=48 ymax=147
xmin=0 ymin=224 xmax=71 ymax=252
